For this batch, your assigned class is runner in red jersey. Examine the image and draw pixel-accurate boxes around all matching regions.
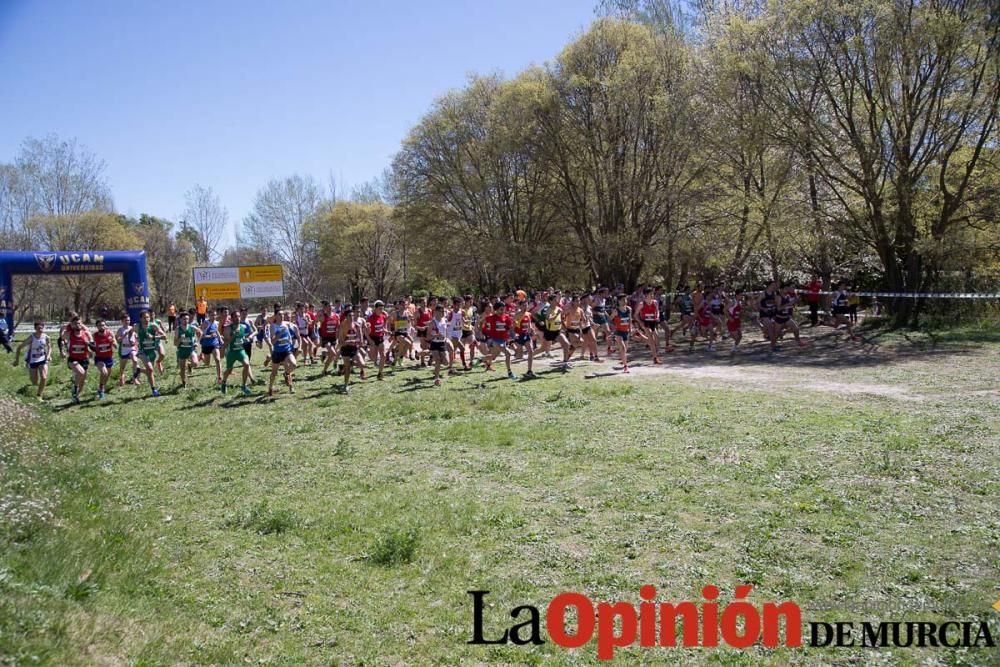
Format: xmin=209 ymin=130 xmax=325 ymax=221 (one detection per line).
xmin=691 ymin=297 xmax=717 ymax=351
xmin=366 ymin=300 xmax=388 ymax=380
xmin=64 ymin=312 xmax=92 ymax=404
xmin=638 ymin=288 xmax=662 ymax=364
xmin=92 ymin=318 xmax=116 ymax=399
xmin=415 ymin=299 xmax=433 ymax=367
xmin=319 ymin=300 xmax=341 ymax=376
xmin=484 ymin=300 xmax=516 ymax=379
xmin=726 ymin=291 xmax=744 ymax=354
xmin=513 ymin=299 xmax=536 ymax=379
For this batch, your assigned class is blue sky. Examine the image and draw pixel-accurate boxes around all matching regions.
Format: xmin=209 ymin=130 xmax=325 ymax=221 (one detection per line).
xmin=0 ymin=0 xmax=596 ymax=246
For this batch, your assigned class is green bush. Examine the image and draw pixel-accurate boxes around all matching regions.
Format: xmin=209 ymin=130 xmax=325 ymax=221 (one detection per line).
xmin=369 ymin=525 xmax=421 ymax=566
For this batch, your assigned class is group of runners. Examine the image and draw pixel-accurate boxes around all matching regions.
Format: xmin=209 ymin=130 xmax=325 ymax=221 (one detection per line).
xmin=8 ymin=281 xmax=861 ymax=402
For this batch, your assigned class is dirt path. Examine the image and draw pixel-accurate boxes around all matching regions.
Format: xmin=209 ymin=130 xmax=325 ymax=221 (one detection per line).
xmin=529 ymin=325 xmax=999 ymax=403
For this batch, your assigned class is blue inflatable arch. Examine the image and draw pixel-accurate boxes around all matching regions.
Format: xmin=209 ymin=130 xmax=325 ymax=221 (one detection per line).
xmin=0 ymin=250 xmax=150 ymax=330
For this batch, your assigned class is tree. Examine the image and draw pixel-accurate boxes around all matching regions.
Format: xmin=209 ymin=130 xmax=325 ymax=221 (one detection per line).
xmin=394 ymin=73 xmax=569 ymax=292
xmin=182 ymin=185 xmax=228 ymax=263
xmin=316 ymin=201 xmax=403 ymax=302
xmin=26 ymin=212 xmax=141 ymax=319
xmin=772 ymin=0 xmax=1000 ymax=324
xmin=537 ymin=19 xmax=703 ymax=289
xmin=125 ymin=214 xmax=196 ymax=311
xmin=241 ymin=175 xmax=324 ymax=300
xmin=15 ymin=134 xmax=113 ymax=220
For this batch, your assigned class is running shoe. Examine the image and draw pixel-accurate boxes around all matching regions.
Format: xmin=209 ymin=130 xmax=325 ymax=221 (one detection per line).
xmin=220 ymin=384 xmax=228 ymax=394
xmin=241 ymin=386 xmax=251 ymax=396
xmin=508 ymin=371 xmax=517 ymax=380
xmin=97 ymin=389 xmax=104 ymax=400
xmin=152 ymin=388 xmax=161 ymax=397
xmin=524 ymin=370 xmax=536 ymax=379
xmin=434 ymin=378 xmax=442 ymax=386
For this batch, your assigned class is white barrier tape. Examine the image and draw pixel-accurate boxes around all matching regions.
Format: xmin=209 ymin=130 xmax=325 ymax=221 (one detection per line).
xmin=805 ymin=290 xmax=999 ymax=299
xmin=663 ymin=291 xmax=999 ymax=299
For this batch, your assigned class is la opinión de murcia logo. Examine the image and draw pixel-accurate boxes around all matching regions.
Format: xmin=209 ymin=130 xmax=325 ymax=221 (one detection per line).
xmin=468 ymin=587 xmax=997 ymax=660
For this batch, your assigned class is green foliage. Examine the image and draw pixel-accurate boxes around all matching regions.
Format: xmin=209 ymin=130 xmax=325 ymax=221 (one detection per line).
xmin=368 ymin=524 xmax=421 ymax=566
xmin=225 ymin=501 xmax=301 ymax=535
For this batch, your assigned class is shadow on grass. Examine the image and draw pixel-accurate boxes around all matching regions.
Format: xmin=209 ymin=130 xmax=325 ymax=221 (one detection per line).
xmin=631 ymin=323 xmax=995 ymax=373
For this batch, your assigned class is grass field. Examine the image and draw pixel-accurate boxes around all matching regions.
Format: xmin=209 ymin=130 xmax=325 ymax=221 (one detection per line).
xmin=1 ymin=323 xmax=998 ymax=665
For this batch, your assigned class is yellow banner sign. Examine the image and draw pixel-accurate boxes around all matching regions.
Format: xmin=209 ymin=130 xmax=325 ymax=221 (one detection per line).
xmin=195 ymin=283 xmax=240 ymax=300
xmin=240 ymin=265 xmax=283 ymax=282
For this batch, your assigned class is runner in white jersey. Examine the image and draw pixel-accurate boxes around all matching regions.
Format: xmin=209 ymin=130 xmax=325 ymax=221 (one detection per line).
xmin=13 ymin=320 xmax=51 ymax=400
xmin=116 ymin=313 xmax=139 ymax=386
xmin=429 ymin=304 xmax=450 ymax=386
xmin=447 ymin=298 xmax=465 ymax=374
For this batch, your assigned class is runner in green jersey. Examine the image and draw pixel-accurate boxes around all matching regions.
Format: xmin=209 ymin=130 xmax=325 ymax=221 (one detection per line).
xmin=136 ymin=310 xmax=165 ymax=397
xmin=219 ymin=306 xmax=252 ymax=395
xmin=174 ymin=312 xmax=203 ymax=387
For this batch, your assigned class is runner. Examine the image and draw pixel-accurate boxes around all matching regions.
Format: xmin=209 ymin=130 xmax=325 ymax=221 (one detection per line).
xmin=708 ymin=287 xmax=726 ymax=334
xmin=428 ymin=304 xmax=450 ymax=385
xmin=461 ymin=295 xmax=477 ymax=367
xmin=611 ymin=295 xmax=633 ymax=373
xmin=174 ymin=312 xmax=203 ymax=387
xmin=483 ymin=300 xmax=517 ymax=379
xmin=63 ymin=313 xmax=92 ymax=404
xmin=336 ymin=305 xmax=366 ymax=393
xmin=319 ymin=300 xmax=341 ymax=375
xmin=540 ymin=293 xmax=571 ymax=368
xmin=390 ymin=299 xmax=413 ymax=368
xmin=366 ymin=300 xmax=389 ymax=380
xmin=199 ymin=310 xmax=224 ymax=385
xmin=447 ymin=297 xmax=467 ymax=373
xmin=580 ymin=294 xmax=604 ymax=362
xmin=306 ymin=302 xmax=320 ymax=364
xmin=150 ymin=309 xmax=167 ymax=373
xmin=772 ymin=283 xmax=807 ymax=350
xmin=13 ymin=320 xmax=51 ymax=400
xmin=267 ymin=310 xmax=298 ymax=396
xmin=638 ymin=288 xmax=663 ymax=363
xmin=239 ymin=307 xmax=257 ymax=370
xmin=513 ymin=299 xmax=536 ymax=379
xmin=92 ymin=318 xmax=116 ymax=399
xmin=0 ymin=317 xmax=11 ymax=354
xmin=691 ymin=294 xmax=717 ymax=351
xmin=758 ymin=280 xmax=780 ymax=351
xmin=115 ymin=313 xmax=140 ymax=386
xmin=255 ymin=309 xmax=272 ymax=367
xmin=674 ymin=285 xmax=695 ymax=340
xmin=592 ymin=286 xmax=613 ymax=355
xmin=294 ymin=302 xmax=314 ymax=365
xmin=562 ymin=294 xmax=586 ymax=362
xmin=135 ymin=309 xmax=165 ymax=397
xmin=726 ymin=290 xmax=744 ymax=354
xmin=166 ymin=302 xmax=177 ymax=331
xmin=829 ymin=282 xmax=858 ymax=340
xmin=415 ymin=297 xmax=433 ymax=367
xmin=219 ymin=306 xmax=253 ymax=395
